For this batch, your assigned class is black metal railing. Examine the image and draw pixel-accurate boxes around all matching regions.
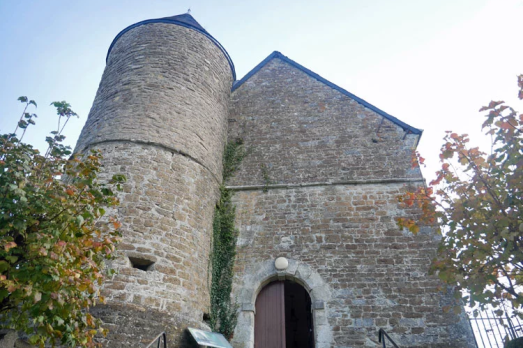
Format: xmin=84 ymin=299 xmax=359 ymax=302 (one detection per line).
xmin=145 ymin=332 xmax=167 ymax=348
xmin=378 ymin=328 xmax=400 ymax=348
xmin=469 ymin=309 xmax=523 ymax=348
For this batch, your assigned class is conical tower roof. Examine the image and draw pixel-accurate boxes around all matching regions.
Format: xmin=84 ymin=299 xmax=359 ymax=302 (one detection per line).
xmin=106 ymin=13 xmax=235 ymax=79
xmin=158 ymin=13 xmax=207 ymax=33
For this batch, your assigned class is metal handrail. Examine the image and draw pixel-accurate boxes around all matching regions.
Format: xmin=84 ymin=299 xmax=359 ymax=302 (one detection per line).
xmin=145 ymin=332 xmax=167 ymax=348
xmin=378 ymin=329 xmax=400 ymax=348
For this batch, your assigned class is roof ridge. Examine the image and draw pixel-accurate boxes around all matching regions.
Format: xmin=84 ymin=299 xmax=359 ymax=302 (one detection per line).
xmin=232 ymin=51 xmax=422 ymax=136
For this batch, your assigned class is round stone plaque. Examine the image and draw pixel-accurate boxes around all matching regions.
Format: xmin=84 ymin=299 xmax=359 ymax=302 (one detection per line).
xmin=275 ymin=257 xmax=289 ymax=270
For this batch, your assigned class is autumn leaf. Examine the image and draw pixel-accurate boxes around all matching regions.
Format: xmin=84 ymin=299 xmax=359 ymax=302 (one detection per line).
xmin=0 ymin=97 xmax=124 ymax=347
xmin=396 ymin=74 xmax=523 ymax=318
xmin=34 ymin=291 xmax=42 ymax=303
xmin=4 ymin=242 xmax=17 ymax=252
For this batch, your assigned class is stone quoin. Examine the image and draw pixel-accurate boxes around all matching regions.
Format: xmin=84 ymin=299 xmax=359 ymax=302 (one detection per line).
xmin=73 ymin=13 xmax=475 ymax=348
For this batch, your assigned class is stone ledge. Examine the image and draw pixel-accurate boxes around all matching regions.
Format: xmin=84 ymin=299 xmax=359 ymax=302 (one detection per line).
xmin=226 ymin=177 xmax=425 ymax=191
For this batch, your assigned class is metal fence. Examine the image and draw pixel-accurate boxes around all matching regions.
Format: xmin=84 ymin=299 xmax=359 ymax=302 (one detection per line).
xmin=469 ymin=309 xmax=523 ymax=348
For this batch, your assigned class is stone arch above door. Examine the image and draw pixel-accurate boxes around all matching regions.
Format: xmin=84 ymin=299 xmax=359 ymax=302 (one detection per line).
xmin=231 ymin=259 xmax=333 ymax=348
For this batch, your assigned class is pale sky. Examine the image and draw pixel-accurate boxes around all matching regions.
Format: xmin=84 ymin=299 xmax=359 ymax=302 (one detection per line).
xmin=1 ymin=0 xmax=522 ymax=180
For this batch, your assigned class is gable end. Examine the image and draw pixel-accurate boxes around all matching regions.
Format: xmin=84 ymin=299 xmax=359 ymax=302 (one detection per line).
xmin=233 ymin=51 xmax=422 ymax=137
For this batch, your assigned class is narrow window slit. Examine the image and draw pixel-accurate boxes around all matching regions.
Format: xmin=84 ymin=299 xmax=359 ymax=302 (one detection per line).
xmin=129 ymin=256 xmax=155 ymax=271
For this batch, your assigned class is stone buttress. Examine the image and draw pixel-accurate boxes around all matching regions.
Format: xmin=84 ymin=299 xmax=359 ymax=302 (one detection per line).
xmin=73 ymin=14 xmax=234 ymax=347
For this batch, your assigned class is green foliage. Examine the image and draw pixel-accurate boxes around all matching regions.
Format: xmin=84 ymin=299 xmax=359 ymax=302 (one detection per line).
xmin=260 ymin=163 xmax=275 ymax=193
xmin=222 ymin=138 xmax=248 ymax=183
xmin=209 ymin=140 xmax=246 ymax=339
xmin=209 ymin=187 xmax=238 ymax=339
xmin=0 ymin=98 xmax=124 ymax=347
xmin=397 ymin=75 xmax=523 ymax=316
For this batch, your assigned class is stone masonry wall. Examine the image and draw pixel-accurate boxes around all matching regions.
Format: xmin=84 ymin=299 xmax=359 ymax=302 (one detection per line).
xmin=74 ymin=21 xmax=233 ymax=346
xmin=75 ymin=23 xmax=233 ymax=181
xmin=228 ymin=58 xmax=420 ymax=187
xmin=91 ymin=142 xmax=218 ymax=347
xmin=230 ymin=185 xmax=474 ymax=348
xmin=228 ymin=57 xmax=474 ymax=347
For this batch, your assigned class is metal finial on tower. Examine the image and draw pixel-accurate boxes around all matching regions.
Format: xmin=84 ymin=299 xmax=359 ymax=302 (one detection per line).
xmin=187 ymin=8 xmax=191 ymax=14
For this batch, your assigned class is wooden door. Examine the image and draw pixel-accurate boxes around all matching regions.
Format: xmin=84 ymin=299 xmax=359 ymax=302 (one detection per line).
xmin=255 ymin=281 xmax=286 ymax=348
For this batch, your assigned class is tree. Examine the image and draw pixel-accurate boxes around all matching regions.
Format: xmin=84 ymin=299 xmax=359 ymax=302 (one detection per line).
xmin=397 ymin=75 xmax=523 ymax=317
xmin=0 ymin=97 xmax=124 ymax=347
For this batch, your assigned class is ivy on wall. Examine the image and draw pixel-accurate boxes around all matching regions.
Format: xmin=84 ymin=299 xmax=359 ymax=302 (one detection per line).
xmin=260 ymin=163 xmax=275 ymax=192
xmin=209 ymin=139 xmax=247 ymax=339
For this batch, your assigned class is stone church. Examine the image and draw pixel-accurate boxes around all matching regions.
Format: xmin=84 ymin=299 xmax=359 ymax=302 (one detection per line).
xmin=73 ymin=13 xmax=475 ymax=348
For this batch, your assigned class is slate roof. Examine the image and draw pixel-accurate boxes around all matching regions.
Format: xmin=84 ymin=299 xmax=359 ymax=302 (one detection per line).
xmin=162 ymin=13 xmax=207 ymax=32
xmin=106 ymin=13 xmax=236 ymax=80
xmin=232 ymin=51 xmax=422 ymax=136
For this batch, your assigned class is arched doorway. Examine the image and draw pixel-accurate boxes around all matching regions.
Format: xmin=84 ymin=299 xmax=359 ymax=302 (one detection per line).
xmin=254 ymin=280 xmax=314 ymax=348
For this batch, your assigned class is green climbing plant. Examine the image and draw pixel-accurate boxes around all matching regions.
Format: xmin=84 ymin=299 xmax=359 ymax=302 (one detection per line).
xmin=260 ymin=163 xmax=275 ymax=193
xmin=209 ymin=139 xmax=246 ymax=339
xmin=222 ymin=138 xmax=248 ymax=183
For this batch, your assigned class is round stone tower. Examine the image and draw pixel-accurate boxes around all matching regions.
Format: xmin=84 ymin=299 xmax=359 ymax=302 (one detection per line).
xmin=74 ymin=14 xmax=235 ymax=347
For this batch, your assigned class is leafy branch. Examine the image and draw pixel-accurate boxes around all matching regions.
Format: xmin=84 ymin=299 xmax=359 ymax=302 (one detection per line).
xmin=396 ymin=75 xmax=523 ymax=317
xmin=0 ymin=97 xmax=125 ymax=347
